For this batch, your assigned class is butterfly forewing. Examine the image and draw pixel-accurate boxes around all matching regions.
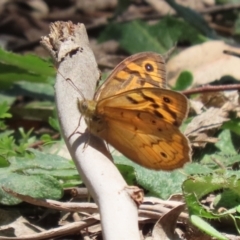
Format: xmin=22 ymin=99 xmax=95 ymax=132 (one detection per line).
xmin=95 ymin=52 xmax=166 ymax=100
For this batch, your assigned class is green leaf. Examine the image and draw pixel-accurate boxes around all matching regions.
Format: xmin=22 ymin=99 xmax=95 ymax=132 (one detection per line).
xmin=0 ymin=156 xmax=10 ymax=167
xmin=234 ymin=14 xmax=240 ymax=35
xmin=10 ymin=100 xmax=54 ymax=122
xmin=151 ymin=16 xmax=207 ymax=46
xmin=172 ymin=71 xmax=193 ymax=91
xmin=0 ymin=149 xmax=81 ymax=205
xmin=0 ymin=48 xmax=54 ymax=76
xmin=222 ymin=119 xmax=240 ymax=135
xmin=0 ymin=174 xmax=62 ymax=205
xmin=0 ymin=101 xmax=12 ymax=119
xmin=116 ymin=164 xmax=136 ymax=185
xmin=190 ymin=215 xmax=228 ymax=240
xmin=184 ymin=162 xmax=213 ymax=175
xmin=0 ymin=135 xmax=17 ymax=157
xmin=183 ymin=173 xmax=240 ymax=230
xmin=49 ymin=116 xmax=60 ymax=132
xmin=213 ymin=189 xmax=240 ymax=209
xmin=0 ymin=49 xmax=55 ymax=90
xmin=99 ymin=20 xmax=168 ymax=54
xmin=113 ymin=0 xmax=131 ymax=18
xmin=183 ymin=186 xmax=215 ymax=219
xmin=201 ymin=153 xmax=240 ymax=169
xmin=216 ymin=129 xmax=237 ymax=154
xmin=183 ymin=175 xmax=235 ymax=201
xmin=99 ymin=16 xmax=206 ymax=55
xmin=236 ymin=205 xmax=240 ymax=214
xmin=165 ymin=0 xmax=216 ymax=38
xmin=13 ymin=81 xmax=54 ymax=101
xmin=114 ymin=154 xmax=189 ymax=199
xmin=18 ymin=127 xmax=34 ymax=144
xmin=40 ymin=134 xmax=53 ymax=143
xmin=0 ymin=64 xmax=47 ymax=89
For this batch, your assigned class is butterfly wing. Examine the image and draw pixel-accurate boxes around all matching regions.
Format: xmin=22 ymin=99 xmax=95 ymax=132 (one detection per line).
xmin=95 ymin=52 xmax=166 ymax=100
xmin=91 ymin=88 xmax=190 ymax=170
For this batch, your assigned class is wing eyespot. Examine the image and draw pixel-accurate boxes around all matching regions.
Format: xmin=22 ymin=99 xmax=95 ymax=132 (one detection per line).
xmin=163 ymin=97 xmax=171 ymax=103
xmin=144 ymin=62 xmax=154 ymax=72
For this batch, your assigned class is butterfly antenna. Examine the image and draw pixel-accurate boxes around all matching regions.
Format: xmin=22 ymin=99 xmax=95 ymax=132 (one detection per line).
xmin=163 ymin=43 xmax=177 ymax=62
xmin=56 ymin=68 xmax=86 ymax=101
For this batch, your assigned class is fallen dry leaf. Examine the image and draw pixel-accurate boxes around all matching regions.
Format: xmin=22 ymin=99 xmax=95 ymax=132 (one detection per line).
xmin=145 ymin=0 xmax=215 ymax=16
xmin=0 ymin=208 xmax=45 ymax=237
xmin=152 ymin=204 xmax=186 ymax=240
xmin=185 ymin=106 xmax=229 ymax=147
xmin=167 ymin=41 xmax=240 ymax=86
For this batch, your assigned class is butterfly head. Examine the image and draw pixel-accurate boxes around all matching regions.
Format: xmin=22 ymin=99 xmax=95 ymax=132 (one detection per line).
xmin=78 ymin=99 xmax=96 ymax=118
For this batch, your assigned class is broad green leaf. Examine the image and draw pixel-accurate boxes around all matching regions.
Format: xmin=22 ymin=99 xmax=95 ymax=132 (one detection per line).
xmin=0 ymin=174 xmax=62 ymax=205
xmin=0 ymin=149 xmax=81 ymax=205
xmin=114 ymin=154 xmax=189 ymax=199
xmin=150 ymin=16 xmax=207 ymax=46
xmin=0 ymin=49 xmax=55 ymax=89
xmin=0 ymin=48 xmax=54 ymax=76
xmin=13 ymin=81 xmax=55 ymax=101
xmin=216 ymin=129 xmax=237 ymax=154
xmin=99 ymin=17 xmax=206 ymax=55
xmin=99 ymin=20 xmax=168 ymax=54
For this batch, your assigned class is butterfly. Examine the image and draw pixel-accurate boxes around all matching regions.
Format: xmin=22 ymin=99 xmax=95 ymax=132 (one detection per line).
xmin=78 ymin=52 xmax=191 ymax=170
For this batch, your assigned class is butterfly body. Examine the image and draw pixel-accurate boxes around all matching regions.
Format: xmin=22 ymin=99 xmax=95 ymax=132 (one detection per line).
xmin=78 ymin=52 xmax=191 ymax=170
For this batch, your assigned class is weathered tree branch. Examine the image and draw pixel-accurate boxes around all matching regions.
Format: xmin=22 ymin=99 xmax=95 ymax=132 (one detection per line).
xmin=41 ymin=21 xmax=140 ymax=240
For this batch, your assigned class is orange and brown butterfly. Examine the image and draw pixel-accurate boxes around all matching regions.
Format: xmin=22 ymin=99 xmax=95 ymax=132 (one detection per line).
xmin=78 ymin=52 xmax=191 ymax=170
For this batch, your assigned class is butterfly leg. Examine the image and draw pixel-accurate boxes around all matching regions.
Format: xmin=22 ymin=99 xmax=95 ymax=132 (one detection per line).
xmin=68 ymin=122 xmax=91 ymax=153
xmin=68 ymin=115 xmax=84 ymax=140
xmin=82 ymin=130 xmax=91 ymax=151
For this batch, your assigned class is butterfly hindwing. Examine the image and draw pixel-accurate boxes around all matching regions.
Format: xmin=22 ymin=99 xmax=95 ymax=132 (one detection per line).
xmin=94 ymin=108 xmax=190 ymax=170
xmin=97 ymin=88 xmax=188 ymax=127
